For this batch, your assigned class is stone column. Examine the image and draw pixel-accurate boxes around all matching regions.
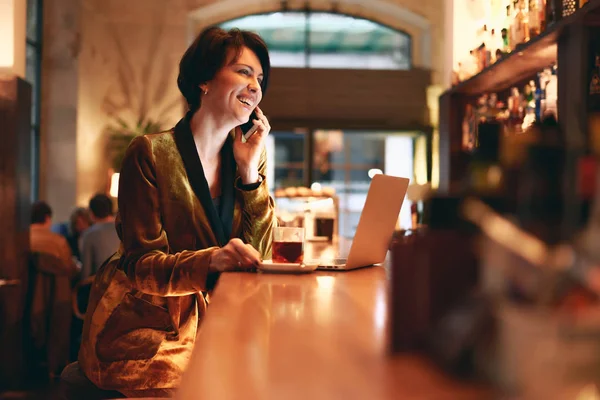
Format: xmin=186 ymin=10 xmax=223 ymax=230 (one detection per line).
xmin=40 ymin=0 xmax=81 ymax=222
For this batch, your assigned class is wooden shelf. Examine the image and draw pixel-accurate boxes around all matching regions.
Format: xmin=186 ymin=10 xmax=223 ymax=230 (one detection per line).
xmin=452 ymin=30 xmax=559 ymax=95
xmin=444 ymin=0 xmax=600 ymax=96
xmin=437 ymin=0 xmax=600 ymax=192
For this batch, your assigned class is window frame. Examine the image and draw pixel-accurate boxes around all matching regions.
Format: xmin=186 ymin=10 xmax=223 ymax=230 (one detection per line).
xmin=26 ymin=0 xmax=43 ymax=201
xmin=218 ymin=10 xmax=413 ymax=70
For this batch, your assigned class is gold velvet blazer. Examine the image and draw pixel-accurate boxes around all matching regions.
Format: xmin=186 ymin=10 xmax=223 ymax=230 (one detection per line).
xmin=79 ymin=113 xmax=275 ymax=391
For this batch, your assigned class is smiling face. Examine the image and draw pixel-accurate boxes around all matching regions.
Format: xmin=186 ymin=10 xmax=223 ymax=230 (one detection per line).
xmin=200 ymin=46 xmax=264 ymax=126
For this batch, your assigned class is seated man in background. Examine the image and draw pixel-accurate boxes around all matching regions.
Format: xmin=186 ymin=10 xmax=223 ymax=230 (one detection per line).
xmin=79 ymin=194 xmax=119 ymax=280
xmin=30 ymin=201 xmax=78 ymax=273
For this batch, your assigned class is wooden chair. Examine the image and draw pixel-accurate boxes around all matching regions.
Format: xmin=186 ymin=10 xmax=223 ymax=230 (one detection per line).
xmin=23 ymin=252 xmax=75 ymax=380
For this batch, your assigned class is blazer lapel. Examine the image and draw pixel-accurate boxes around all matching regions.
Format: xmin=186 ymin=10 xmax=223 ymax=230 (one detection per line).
xmin=219 ymin=136 xmax=236 ymax=241
xmin=173 ymin=112 xmax=235 ymax=246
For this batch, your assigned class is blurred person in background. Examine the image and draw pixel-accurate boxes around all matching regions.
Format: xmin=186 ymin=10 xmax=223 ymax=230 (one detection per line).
xmin=52 ymin=207 xmax=92 ymax=262
xmin=30 ymin=201 xmax=78 ymax=273
xmin=79 ymin=194 xmax=119 ymax=280
xmin=77 ymin=27 xmax=276 ymax=397
xmin=66 ymin=207 xmax=92 ymax=262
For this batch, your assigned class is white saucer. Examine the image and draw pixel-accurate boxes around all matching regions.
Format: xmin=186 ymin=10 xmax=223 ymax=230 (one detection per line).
xmin=258 ymin=260 xmax=319 ymax=274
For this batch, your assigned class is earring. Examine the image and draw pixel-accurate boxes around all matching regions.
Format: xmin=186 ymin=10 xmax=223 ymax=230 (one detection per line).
xmin=203 ymin=89 xmax=208 ymax=95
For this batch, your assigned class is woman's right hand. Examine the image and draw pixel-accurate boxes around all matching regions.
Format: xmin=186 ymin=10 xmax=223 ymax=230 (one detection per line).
xmin=209 ymin=238 xmax=262 ymax=272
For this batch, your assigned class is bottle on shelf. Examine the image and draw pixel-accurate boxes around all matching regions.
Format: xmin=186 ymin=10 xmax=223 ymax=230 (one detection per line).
xmin=545 ymin=0 xmax=560 ymax=27
xmin=508 ymin=87 xmax=525 ymax=134
xmin=522 ymin=0 xmax=531 ymax=42
xmin=522 ymin=81 xmax=537 ymax=131
xmin=534 ymin=73 xmax=544 ymax=121
xmin=538 ymin=0 xmax=548 ymax=33
xmin=503 ymin=4 xmax=513 ymax=53
xmin=476 ymin=25 xmax=492 ymax=70
xmin=528 ymin=0 xmax=543 ymax=37
xmin=538 ymin=65 xmax=558 ymax=119
xmin=462 ymin=104 xmax=478 ymax=152
xmin=490 ymin=28 xmax=504 ymax=63
xmin=511 ymin=0 xmax=529 ymax=46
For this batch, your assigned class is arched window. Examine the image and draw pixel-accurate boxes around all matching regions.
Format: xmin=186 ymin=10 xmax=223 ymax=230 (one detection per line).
xmin=220 ymin=12 xmax=411 ymax=70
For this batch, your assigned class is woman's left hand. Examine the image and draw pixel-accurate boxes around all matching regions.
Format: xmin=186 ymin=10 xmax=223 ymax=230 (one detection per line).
xmin=233 ymin=106 xmax=270 ymax=184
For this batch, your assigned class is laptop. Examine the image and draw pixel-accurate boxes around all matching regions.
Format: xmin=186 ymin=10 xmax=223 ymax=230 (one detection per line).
xmin=315 ymin=174 xmax=409 ymax=271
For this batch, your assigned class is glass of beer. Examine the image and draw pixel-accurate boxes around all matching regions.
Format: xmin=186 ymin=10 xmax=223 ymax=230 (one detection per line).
xmin=272 ymin=227 xmax=304 ymax=263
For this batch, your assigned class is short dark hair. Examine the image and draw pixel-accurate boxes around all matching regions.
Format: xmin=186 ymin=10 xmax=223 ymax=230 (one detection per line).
xmin=89 ymin=194 xmax=114 ymax=219
xmin=69 ymin=207 xmax=92 ymax=234
xmin=31 ymin=201 xmax=52 ymax=224
xmin=177 ymin=27 xmax=271 ymax=111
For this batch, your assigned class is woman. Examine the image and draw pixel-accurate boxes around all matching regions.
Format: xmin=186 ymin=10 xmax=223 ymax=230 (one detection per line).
xmin=78 ymin=27 xmax=275 ymax=397
xmin=52 ymin=207 xmax=92 ymax=262
xmin=69 ymin=207 xmax=92 ymax=262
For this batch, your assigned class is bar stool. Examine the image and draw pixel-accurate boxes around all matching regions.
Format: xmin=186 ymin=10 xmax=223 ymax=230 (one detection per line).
xmin=58 ymin=361 xmax=125 ymax=400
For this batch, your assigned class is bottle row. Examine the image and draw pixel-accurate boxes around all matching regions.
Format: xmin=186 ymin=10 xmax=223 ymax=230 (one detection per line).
xmin=462 ymin=66 xmax=558 ymax=151
xmin=452 ymin=0 xmax=590 ymax=85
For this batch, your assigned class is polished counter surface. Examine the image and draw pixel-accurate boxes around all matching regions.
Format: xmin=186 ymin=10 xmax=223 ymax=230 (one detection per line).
xmin=176 ymin=245 xmax=488 ymax=400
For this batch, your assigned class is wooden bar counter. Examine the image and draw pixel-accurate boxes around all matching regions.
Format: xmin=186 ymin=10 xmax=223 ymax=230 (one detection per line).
xmin=176 ymin=244 xmax=490 ymax=400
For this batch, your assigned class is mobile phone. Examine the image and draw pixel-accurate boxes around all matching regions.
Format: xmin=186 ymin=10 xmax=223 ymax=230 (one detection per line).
xmin=240 ymin=110 xmax=259 ymax=141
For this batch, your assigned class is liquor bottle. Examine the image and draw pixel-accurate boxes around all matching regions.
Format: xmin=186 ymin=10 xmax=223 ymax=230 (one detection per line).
xmin=519 ymin=0 xmax=531 ymax=42
xmin=528 ymin=0 xmax=542 ymax=37
xmin=538 ymin=0 xmax=548 ymax=32
xmin=462 ymin=104 xmax=477 ymax=152
xmin=511 ymin=0 xmax=527 ymax=46
xmin=489 ymin=28 xmax=503 ymax=62
xmin=476 ymin=25 xmax=492 ymax=69
xmin=545 ymin=0 xmax=559 ymax=26
xmin=548 ymin=65 xmax=559 ymax=116
xmin=524 ymin=80 xmax=535 ymax=108
xmin=503 ymin=4 xmax=513 ymax=53
xmin=541 ymin=65 xmax=558 ymax=119
xmin=508 ymin=86 xmax=524 ymax=133
xmin=522 ymin=81 xmax=537 ymax=131
xmin=534 ymin=74 xmax=544 ymax=121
